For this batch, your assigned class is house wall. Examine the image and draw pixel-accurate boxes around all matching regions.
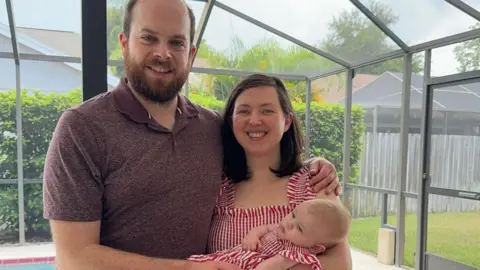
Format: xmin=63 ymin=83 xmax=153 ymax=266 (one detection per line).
xmin=0 ymin=34 xmax=83 ymax=94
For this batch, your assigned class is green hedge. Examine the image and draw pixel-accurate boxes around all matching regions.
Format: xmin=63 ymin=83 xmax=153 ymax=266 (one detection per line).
xmin=0 ymin=89 xmax=364 ymax=241
xmin=0 ymin=89 xmax=82 ymax=241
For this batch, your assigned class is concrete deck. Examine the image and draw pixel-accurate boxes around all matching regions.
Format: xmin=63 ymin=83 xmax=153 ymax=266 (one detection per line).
xmin=0 ymin=243 xmax=406 ymax=270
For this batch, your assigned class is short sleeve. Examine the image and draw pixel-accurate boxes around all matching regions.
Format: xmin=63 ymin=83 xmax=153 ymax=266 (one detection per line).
xmin=287 ymin=166 xmax=317 ymax=204
xmin=279 ymin=241 xmax=323 ymax=270
xmin=43 ymin=109 xmax=104 ymax=222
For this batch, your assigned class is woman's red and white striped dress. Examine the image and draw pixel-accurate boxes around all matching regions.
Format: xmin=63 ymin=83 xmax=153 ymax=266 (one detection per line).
xmin=189 ymin=166 xmax=322 ymax=269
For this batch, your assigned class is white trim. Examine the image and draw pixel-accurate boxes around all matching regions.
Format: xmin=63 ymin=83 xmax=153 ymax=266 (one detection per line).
xmin=459 ymin=85 xmax=480 ymax=100
xmin=387 ymin=72 xmax=446 ymax=108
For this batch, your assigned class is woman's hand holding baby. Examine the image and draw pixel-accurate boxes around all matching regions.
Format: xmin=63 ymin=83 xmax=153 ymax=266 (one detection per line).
xmin=242 ymin=233 xmax=261 ymax=251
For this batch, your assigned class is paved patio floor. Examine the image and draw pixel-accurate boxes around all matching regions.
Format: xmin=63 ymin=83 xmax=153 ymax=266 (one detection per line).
xmin=0 ymin=243 xmax=407 ymax=270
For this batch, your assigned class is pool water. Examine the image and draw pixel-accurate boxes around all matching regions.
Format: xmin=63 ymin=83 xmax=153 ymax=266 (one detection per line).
xmin=0 ymin=264 xmax=54 ymax=270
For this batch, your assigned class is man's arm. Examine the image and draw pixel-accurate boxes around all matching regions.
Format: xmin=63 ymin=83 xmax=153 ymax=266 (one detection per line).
xmin=44 ymin=110 xmax=237 ymax=270
xmin=51 ymin=220 xmax=190 ymax=270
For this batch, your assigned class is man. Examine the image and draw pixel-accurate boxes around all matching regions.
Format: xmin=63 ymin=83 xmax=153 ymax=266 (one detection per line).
xmin=42 ymin=0 xmax=344 ymax=269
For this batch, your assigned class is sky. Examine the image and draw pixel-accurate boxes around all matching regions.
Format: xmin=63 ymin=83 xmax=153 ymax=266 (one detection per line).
xmin=0 ymin=0 xmax=479 ymax=77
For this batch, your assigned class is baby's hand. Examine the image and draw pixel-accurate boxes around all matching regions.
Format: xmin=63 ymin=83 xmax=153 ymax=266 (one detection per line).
xmin=242 ymin=235 xmax=261 ymax=251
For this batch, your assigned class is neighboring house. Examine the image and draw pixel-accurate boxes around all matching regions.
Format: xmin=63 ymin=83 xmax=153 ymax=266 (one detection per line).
xmin=0 ymin=22 xmax=119 ymax=94
xmin=311 ymin=73 xmax=378 ymax=102
xmin=339 ymin=72 xmax=480 ymax=135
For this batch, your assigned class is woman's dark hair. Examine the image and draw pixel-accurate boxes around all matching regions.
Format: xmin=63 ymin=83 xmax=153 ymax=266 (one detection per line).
xmin=222 ymin=73 xmax=304 ymax=183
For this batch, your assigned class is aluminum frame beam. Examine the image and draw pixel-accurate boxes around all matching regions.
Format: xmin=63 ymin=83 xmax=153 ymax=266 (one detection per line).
xmin=214 ymin=1 xmax=351 ymax=68
xmin=1 ymin=28 xmax=479 ymax=81
xmin=308 ymin=48 xmax=404 ymax=81
xmin=416 ymin=49 xmax=432 ymax=270
xmin=6 ymin=0 xmax=25 ymax=245
xmin=417 ymin=58 xmax=480 ymax=270
xmin=341 ymin=69 xmax=354 ymax=204
xmin=445 ymin=0 xmax=480 ymax=22
xmin=425 ymin=253 xmax=479 ymax=270
xmin=5 ymin=1 xmax=18 ymax=65
xmin=358 ymin=104 xmax=480 ymax=114
xmin=345 ymin=183 xmax=396 ymax=195
xmin=428 ymin=187 xmax=480 ymax=201
xmin=0 ymin=53 xmax=307 ymax=81
xmin=395 ymin=53 xmax=412 ymax=267
xmin=349 ymin=0 xmax=409 ymax=52
xmin=192 ymin=0 xmax=216 ymax=62
xmin=304 ymin=78 xmax=312 ymax=159
xmin=345 ymin=184 xmax=419 ymax=199
xmin=428 ymin=69 xmax=480 ymax=87
xmin=351 ymin=49 xmax=405 ymax=70
xmin=308 ymin=67 xmax=347 ymax=81
xmin=190 ymin=66 xmax=306 ymax=80
xmin=81 ymin=0 xmax=107 ymax=101
xmin=347 ymin=28 xmax=480 ymax=73
xmin=410 ymin=28 xmax=480 ymax=54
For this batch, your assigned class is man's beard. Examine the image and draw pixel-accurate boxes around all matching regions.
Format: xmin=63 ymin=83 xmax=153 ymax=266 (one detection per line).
xmin=124 ymin=53 xmax=189 ymax=103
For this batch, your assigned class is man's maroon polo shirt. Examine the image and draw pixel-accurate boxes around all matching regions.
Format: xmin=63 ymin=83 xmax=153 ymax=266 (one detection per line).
xmin=43 ymin=78 xmax=223 ymax=258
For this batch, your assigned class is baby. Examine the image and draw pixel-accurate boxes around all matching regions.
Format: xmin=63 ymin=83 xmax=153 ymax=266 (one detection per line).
xmin=189 ymin=198 xmax=351 ymax=270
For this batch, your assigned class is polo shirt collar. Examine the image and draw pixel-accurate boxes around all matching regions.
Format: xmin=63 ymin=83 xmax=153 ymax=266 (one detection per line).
xmin=113 ymin=77 xmax=199 ymax=123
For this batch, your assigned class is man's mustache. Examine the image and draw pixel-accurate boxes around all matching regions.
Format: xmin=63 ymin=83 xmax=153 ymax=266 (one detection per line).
xmin=148 ymin=59 xmax=174 ymax=69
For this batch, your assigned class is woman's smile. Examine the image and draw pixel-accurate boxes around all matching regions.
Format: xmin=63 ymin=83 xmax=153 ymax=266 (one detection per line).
xmin=247 ymin=132 xmax=267 ymax=141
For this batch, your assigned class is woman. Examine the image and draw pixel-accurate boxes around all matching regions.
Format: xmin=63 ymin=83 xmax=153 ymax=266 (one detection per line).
xmin=206 ymin=74 xmax=352 ymax=269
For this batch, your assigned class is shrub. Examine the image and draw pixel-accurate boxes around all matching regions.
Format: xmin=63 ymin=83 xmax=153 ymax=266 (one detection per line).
xmin=188 ymin=91 xmax=225 ymax=112
xmin=293 ymin=102 xmax=365 ymax=182
xmin=0 ymin=89 xmax=364 ymax=240
xmin=0 ymin=89 xmax=82 ymax=240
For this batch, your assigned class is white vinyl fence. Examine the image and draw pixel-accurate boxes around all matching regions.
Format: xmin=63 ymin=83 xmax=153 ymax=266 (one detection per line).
xmin=349 ymin=132 xmax=480 ymax=218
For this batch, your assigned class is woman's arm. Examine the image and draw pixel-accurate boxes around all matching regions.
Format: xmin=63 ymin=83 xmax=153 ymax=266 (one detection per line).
xmin=256 ymin=254 xmax=299 ymax=270
xmin=289 ymin=240 xmax=351 ymax=270
xmin=317 ymin=239 xmax=352 ymax=270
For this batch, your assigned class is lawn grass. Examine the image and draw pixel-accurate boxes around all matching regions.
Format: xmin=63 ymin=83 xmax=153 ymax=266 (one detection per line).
xmin=348 ymin=211 xmax=480 ymax=268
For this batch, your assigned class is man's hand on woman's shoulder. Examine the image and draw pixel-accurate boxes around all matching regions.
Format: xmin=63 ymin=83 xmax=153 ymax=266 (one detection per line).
xmin=306 ymin=157 xmax=342 ymax=196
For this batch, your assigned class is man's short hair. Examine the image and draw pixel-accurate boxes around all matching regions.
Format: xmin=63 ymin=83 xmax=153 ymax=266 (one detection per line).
xmin=122 ymin=0 xmax=196 ymax=45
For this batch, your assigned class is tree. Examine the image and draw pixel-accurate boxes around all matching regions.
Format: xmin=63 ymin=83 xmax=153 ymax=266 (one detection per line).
xmin=195 ymin=37 xmax=336 ymax=101
xmin=321 ymin=0 xmax=422 ymax=74
xmin=107 ymin=7 xmax=124 ymax=59
xmin=453 ymin=22 xmax=480 ymax=73
xmin=107 ymin=5 xmax=126 ymax=76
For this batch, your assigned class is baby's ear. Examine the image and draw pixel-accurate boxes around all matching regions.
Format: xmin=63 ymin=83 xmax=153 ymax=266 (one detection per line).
xmin=309 ymin=244 xmax=326 ymax=254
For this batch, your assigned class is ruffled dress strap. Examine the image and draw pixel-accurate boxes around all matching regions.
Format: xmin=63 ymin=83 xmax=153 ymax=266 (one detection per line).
xmin=214 ymin=177 xmax=236 ymax=209
xmin=286 ymin=166 xmax=318 ymax=205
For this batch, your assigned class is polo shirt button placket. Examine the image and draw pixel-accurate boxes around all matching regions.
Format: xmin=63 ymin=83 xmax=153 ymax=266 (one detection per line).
xmin=171 ymin=107 xmax=182 ymax=150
